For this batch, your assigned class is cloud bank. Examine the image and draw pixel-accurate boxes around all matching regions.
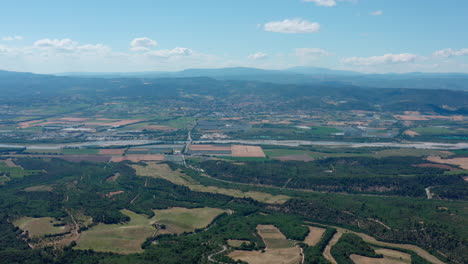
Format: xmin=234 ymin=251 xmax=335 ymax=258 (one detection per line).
xmin=264 ymin=19 xmax=320 ymax=33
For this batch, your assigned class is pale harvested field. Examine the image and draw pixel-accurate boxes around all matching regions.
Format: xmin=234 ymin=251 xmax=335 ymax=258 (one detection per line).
xmin=393 ymin=115 xmax=428 ymax=121
xmin=59 ymin=117 xmax=89 ymax=122
xmin=350 ymin=248 xmax=411 ymax=264
xmin=232 ymin=145 xmax=266 ymax=158
xmin=14 ymin=217 xmax=69 ymax=238
xmin=99 ymin=149 xmax=126 ymax=155
xmin=427 ymin=156 xmax=468 ymax=170
xmin=375 ymin=249 xmax=411 ymax=263
xmin=111 ymin=154 xmax=165 ymax=162
xmin=413 ymin=163 xmax=458 ymax=170
xmin=257 ymin=225 xmax=295 ymax=249
xmin=24 ymin=185 xmax=54 ymax=192
xmin=323 ymin=231 xmax=342 ymax=264
xmin=105 ymin=190 xmax=125 ymax=197
xmin=4 ymin=158 xmax=21 ymax=167
xmin=307 ymin=222 xmax=445 ymax=264
xmin=106 ymin=173 xmax=121 ymax=182
xmin=190 ymin=144 xmax=232 ymax=151
xmin=18 ymin=120 xmax=42 ymax=128
xmin=304 ymin=226 xmax=326 ymax=246
xmin=131 ymin=162 xmax=290 ymax=204
xmin=86 ymin=119 xmax=144 ymax=127
xmin=229 ymin=247 xmax=302 ymax=264
xmin=403 ymin=130 xmax=419 ymax=137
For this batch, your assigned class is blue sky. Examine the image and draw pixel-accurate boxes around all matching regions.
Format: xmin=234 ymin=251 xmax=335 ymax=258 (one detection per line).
xmin=1 ymin=0 xmax=467 ymax=73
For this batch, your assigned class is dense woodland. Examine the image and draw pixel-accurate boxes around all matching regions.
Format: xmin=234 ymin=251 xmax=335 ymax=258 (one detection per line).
xmin=200 ymin=157 xmax=466 ymax=197
xmin=0 ymin=158 xmax=466 ymax=263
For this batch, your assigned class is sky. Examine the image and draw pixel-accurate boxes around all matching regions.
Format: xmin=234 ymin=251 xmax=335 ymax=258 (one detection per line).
xmin=1 ymin=0 xmax=467 ymax=74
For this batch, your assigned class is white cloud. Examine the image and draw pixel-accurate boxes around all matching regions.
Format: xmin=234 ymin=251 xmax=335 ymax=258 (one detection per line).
xmin=34 ymin=38 xmax=78 ymax=52
xmin=303 ymin=0 xmax=336 ymax=7
xmin=33 ymin=38 xmax=111 ymax=56
xmin=248 ymin=52 xmax=268 ymax=60
xmin=130 ymin=37 xmax=158 ymax=51
xmin=146 ymin=47 xmax=193 ymax=58
xmin=2 ymin=36 xmax=23 ymax=41
xmin=432 ymin=48 xmax=468 ymax=58
xmin=341 ymin=53 xmax=418 ymax=66
xmin=264 ymin=18 xmax=320 ymax=33
xmin=370 ymin=10 xmax=383 ymax=16
xmin=295 ymin=48 xmax=330 ymax=57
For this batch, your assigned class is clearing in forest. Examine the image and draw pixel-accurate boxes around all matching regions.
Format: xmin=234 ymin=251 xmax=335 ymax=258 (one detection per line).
xmin=131 ymin=162 xmax=290 ymax=204
xmin=152 ymin=207 xmax=225 ymax=234
xmin=24 ymin=185 xmax=54 ymax=192
xmin=303 ymin=226 xmax=326 ymax=246
xmin=13 ymin=217 xmax=69 ymax=238
xmin=76 ymin=207 xmax=224 ymax=254
xmin=227 ymin=239 xmax=251 ymax=247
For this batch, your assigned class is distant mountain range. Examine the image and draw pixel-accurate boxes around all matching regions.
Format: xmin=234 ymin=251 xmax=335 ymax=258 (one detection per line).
xmin=55 ymin=67 xmax=468 ymax=90
xmin=1 ymin=68 xmax=467 ymax=114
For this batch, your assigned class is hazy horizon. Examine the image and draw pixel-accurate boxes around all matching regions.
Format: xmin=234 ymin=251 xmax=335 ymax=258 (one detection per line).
xmin=1 ymin=0 xmax=467 ymax=74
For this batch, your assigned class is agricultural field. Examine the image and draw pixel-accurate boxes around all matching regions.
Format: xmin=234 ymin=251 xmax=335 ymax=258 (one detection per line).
xmin=256 ymin=225 xmax=296 ymax=249
xmin=231 ymin=145 xmax=266 ymax=158
xmin=23 ymin=185 xmax=54 ymax=192
xmin=111 ymin=154 xmax=165 ymax=162
xmin=304 ymin=226 xmax=326 ymax=246
xmin=228 ymin=247 xmax=302 ymax=264
xmin=76 ymin=207 xmax=224 ymax=254
xmin=99 ymin=148 xmax=126 ymax=155
xmin=227 ymin=239 xmax=251 ymax=247
xmin=427 ymin=155 xmax=468 ymax=170
xmin=75 ymin=209 xmax=155 ymax=254
xmin=265 ymin=147 xmax=454 ymax=161
xmin=229 ymin=224 xmax=301 ymax=264
xmin=151 ymin=207 xmax=226 ymax=234
xmin=350 ymin=249 xmax=411 ymax=264
xmin=62 ymin=148 xmax=99 ymax=155
xmin=131 ymin=162 xmax=290 ymax=204
xmin=13 ymin=217 xmax=69 ymax=238
xmin=0 ymin=159 xmax=41 ymax=179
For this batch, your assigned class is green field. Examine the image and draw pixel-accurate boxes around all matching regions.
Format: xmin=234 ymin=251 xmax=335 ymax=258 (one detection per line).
xmin=24 ymin=185 xmax=54 ymax=192
xmin=13 ymin=217 xmax=68 ymax=238
xmin=163 ymin=117 xmax=196 ymax=129
xmin=131 ymin=162 xmax=290 ymax=204
xmin=24 ymin=149 xmax=62 ymax=154
xmin=76 ymin=207 xmax=225 ymax=254
xmin=0 ymin=161 xmax=41 ymax=179
xmin=264 ymin=147 xmax=454 ymax=159
xmin=76 ymin=209 xmax=155 ymax=254
xmin=413 ymin=127 xmax=455 ymax=135
xmin=152 ymin=207 xmax=225 ymax=234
